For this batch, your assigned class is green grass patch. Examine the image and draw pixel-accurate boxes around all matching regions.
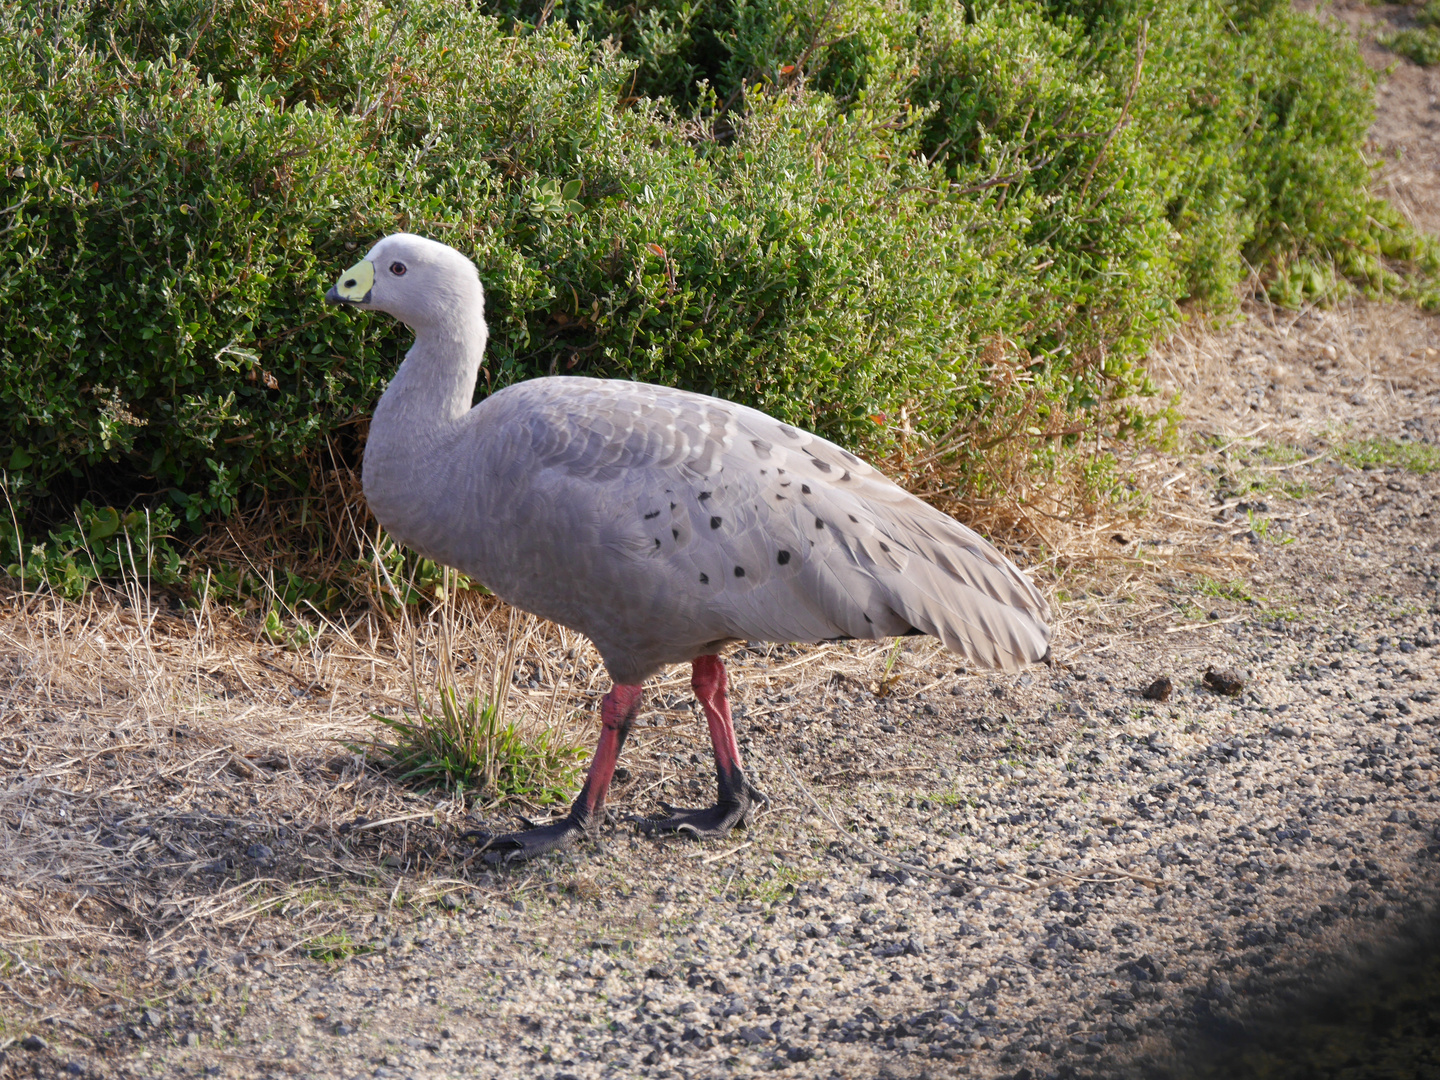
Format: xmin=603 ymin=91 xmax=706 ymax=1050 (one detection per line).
xmin=925 ymin=790 xmax=966 ymax=809
xmin=1196 ymin=577 xmax=1255 ymax=604
xmin=299 ymin=930 xmax=374 ymax=964
xmin=1338 ymin=439 xmax=1440 ymax=475
xmin=1251 ymin=441 xmax=1311 ymax=466
xmin=1380 ymin=1 xmax=1440 ymax=68
xmin=362 ymin=688 xmax=587 ymax=806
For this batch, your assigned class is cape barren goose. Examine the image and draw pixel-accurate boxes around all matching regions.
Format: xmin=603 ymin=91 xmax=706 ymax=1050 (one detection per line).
xmin=327 ymin=233 xmax=1051 ymax=862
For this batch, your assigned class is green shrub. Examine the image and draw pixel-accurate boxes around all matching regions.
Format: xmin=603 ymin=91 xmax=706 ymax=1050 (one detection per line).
xmin=1380 ymin=1 xmax=1440 ymax=68
xmin=0 ymin=0 xmax=1431 ymax=569
xmin=1 ymin=498 xmax=184 ymax=600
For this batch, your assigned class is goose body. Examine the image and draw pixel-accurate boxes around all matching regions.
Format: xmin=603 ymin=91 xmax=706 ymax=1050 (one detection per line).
xmin=330 ymin=233 xmax=1050 ymax=861
xmin=366 ymin=375 xmax=1050 ymax=685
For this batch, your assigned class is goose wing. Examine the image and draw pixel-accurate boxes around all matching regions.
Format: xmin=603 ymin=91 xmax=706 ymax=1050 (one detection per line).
xmin=470 ymin=377 xmax=1050 ymax=677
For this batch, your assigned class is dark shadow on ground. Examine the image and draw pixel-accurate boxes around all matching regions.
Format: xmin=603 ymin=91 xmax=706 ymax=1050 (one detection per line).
xmin=1126 ymin=901 xmax=1440 ymax=1080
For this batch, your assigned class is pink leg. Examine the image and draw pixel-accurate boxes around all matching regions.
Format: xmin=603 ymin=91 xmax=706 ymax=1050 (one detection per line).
xmin=639 ymin=654 xmax=766 ymax=838
xmin=692 ymin=654 xmax=743 ymax=780
xmin=464 ymin=682 xmax=642 ymax=863
xmin=572 ymin=682 xmax=645 ymax=824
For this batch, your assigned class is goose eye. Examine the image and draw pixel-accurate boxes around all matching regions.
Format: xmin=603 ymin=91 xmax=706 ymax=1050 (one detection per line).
xmin=389 ymin=261 xmax=407 ymax=276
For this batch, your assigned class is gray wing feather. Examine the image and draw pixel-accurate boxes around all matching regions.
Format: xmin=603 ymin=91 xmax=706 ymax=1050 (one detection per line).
xmin=445 ymin=378 xmax=1049 ymax=681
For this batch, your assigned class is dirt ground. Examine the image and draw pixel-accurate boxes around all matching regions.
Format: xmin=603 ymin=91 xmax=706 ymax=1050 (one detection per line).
xmin=1 ymin=6 xmax=1438 ymax=1080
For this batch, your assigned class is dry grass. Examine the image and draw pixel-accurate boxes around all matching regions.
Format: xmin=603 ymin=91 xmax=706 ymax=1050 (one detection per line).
xmin=0 ymin=557 xmax=606 ymax=1021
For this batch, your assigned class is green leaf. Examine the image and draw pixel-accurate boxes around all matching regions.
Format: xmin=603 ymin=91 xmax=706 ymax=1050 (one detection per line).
xmin=87 ymin=507 xmax=121 ymax=543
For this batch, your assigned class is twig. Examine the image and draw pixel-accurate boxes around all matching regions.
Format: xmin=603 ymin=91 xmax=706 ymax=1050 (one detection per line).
xmin=688 ymin=841 xmax=752 ymax=865
xmin=1043 ymin=863 xmax=1166 ymax=889
xmin=1253 ymin=451 xmax=1330 ymax=472
xmin=346 ymin=811 xmax=437 ymax=833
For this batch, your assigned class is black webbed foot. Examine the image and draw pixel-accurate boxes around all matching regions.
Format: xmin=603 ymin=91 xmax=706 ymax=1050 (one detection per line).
xmin=460 ymin=815 xmax=587 ymax=864
xmin=637 ymin=779 xmax=767 ymax=840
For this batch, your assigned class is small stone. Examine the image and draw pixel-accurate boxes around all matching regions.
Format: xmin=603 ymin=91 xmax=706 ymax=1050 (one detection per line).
xmin=20 ymin=1034 xmax=46 ymax=1051
xmin=141 ymin=1008 xmax=163 ymax=1028
xmin=512 ymin=899 xmax=526 ymax=913
xmin=1202 ymin=666 xmax=1245 ymax=696
xmin=245 ymin=843 xmax=274 ymax=861
xmin=181 ymin=1032 xmax=200 ymax=1048
xmin=1142 ymin=676 xmax=1173 ymax=702
xmin=440 ymin=893 xmax=463 ymax=910
xmin=334 ymin=1022 xmax=357 ymax=1036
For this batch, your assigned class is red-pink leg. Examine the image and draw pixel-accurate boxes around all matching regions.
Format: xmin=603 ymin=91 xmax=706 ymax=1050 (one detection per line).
xmin=639 ymin=654 xmax=766 ymax=838
xmin=465 ymin=682 xmax=643 ymax=863
xmin=572 ymin=682 xmax=645 ymax=824
xmin=692 ymin=654 xmax=742 ymax=779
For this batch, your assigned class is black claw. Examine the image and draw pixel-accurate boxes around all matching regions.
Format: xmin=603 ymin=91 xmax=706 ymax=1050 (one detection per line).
xmin=638 ymin=779 xmax=767 ymax=841
xmin=460 ymin=816 xmax=587 ymax=864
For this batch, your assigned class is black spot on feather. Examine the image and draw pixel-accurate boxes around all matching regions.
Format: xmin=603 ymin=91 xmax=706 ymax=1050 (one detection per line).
xmin=777 ymin=550 xmax=791 ymax=565
xmin=801 ymin=484 xmax=811 ymax=495
xmin=841 ymin=450 xmax=859 ymax=465
xmin=734 ymin=566 xmax=746 ymax=578
xmin=654 ymin=538 xmax=661 ymax=549
xmin=673 ymin=528 xmax=680 ymax=539
xmin=879 ymin=541 xmax=890 ymax=553
xmin=778 ymin=425 xmax=800 ymax=440
xmin=698 ymin=491 xmax=712 ymax=502
xmin=710 ymin=516 xmax=722 ymax=529
xmin=810 ymin=458 xmax=832 ymax=473
xmin=848 ymin=514 xmax=858 ymax=523
xmin=752 ymin=438 xmax=773 ymax=456
xmin=775 ymin=493 xmax=787 ymax=501
xmin=644 ymin=510 xmax=660 ymax=520
xmin=699 ymin=572 xmax=709 ymax=584
xmin=840 ymin=470 xmax=851 ymax=482
xmin=864 ymin=614 xmax=872 ymax=623
xmin=815 ymin=518 xmax=825 ymax=530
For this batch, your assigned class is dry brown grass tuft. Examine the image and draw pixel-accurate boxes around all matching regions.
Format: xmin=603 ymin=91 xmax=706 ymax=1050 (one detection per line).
xmin=0 ymin=558 xmax=611 ymax=1018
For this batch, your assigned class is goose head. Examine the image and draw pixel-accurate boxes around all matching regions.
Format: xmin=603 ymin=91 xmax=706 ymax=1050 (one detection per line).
xmin=326 ymin=233 xmax=484 ymax=333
